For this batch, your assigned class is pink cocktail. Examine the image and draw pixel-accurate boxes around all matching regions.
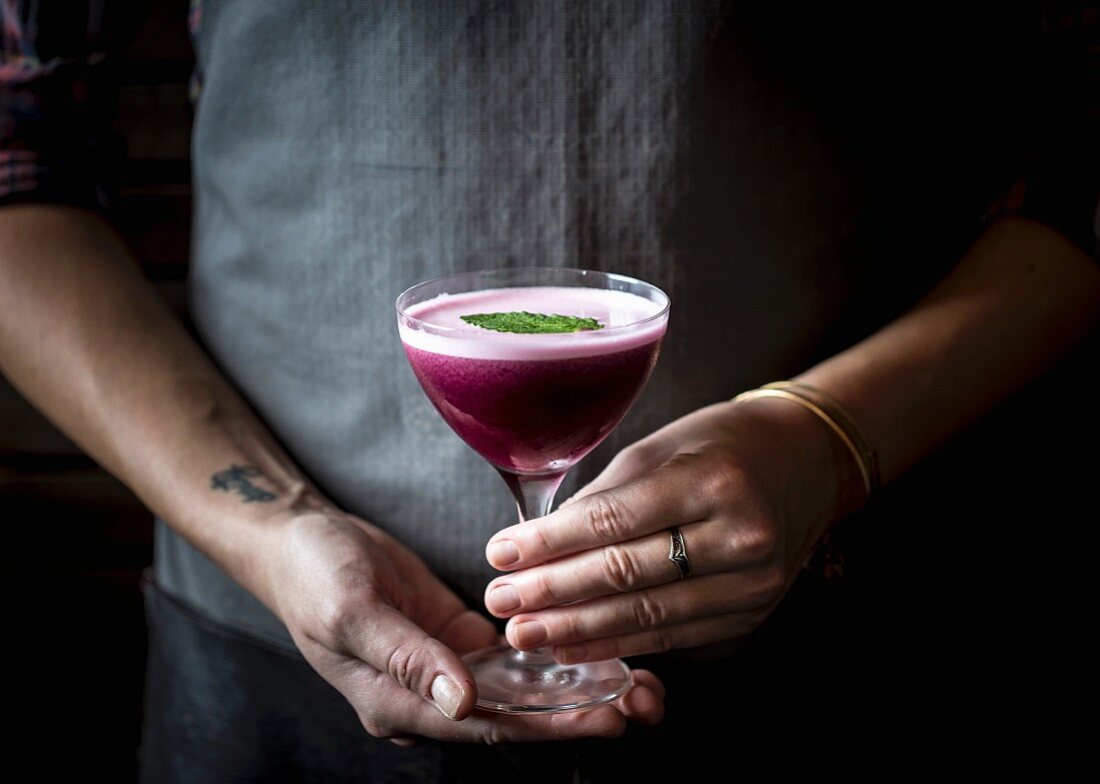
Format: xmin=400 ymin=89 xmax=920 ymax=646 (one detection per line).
xmin=401 ymin=286 xmax=666 ymax=475
xmin=396 ymin=269 xmax=669 ymax=714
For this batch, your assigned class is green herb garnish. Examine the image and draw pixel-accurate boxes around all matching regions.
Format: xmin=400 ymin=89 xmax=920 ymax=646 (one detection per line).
xmin=460 ymin=311 xmax=604 ymax=334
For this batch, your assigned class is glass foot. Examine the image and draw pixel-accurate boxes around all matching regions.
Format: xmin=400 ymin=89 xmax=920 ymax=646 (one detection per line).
xmin=462 ymin=644 xmax=632 ymax=714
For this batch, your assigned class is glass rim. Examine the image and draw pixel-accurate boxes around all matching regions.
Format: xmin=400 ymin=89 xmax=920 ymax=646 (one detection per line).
xmin=395 ymin=266 xmax=671 ymax=337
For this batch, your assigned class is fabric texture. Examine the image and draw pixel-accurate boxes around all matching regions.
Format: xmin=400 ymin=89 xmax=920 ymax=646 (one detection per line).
xmin=3 ymin=1 xmax=1097 ymax=254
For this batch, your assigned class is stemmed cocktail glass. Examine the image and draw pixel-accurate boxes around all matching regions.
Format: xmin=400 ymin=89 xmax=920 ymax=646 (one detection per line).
xmin=396 ymin=267 xmax=669 ymax=713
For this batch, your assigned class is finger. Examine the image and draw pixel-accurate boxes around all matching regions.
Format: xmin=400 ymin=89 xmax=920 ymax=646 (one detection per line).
xmin=505 ymin=570 xmax=780 ymax=649
xmin=486 ymin=529 xmax=679 ymax=616
xmin=435 ymin=608 xmax=498 ymax=655
xmin=387 ymin=534 xmax=498 ymax=650
xmin=336 ymin=658 xmax=631 ymax=744
xmin=405 ymin=693 xmax=632 ymax=743
xmin=342 ymin=603 xmax=480 ymax=722
xmin=432 ymin=675 xmax=667 ymax=738
xmin=495 ymin=705 xmax=629 ymax=741
xmin=613 ymin=670 xmax=666 ymax=726
xmin=561 ymin=441 xmax=671 ymax=508
xmin=338 ymin=656 xmax=657 ymax=743
xmin=486 ymin=519 xmax=769 ymax=617
xmin=632 ymin=668 xmax=666 ymax=701
xmin=388 ymin=736 xmax=422 ymax=747
xmin=487 ymin=454 xmax=713 ymax=570
xmin=552 ymin=612 xmax=763 ymax=664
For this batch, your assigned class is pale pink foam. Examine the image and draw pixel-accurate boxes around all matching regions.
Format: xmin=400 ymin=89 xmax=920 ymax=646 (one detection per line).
xmin=399 ymin=286 xmax=668 ymax=360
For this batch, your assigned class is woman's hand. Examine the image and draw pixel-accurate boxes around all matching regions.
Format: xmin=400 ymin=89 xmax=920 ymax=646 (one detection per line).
xmin=262 ymin=509 xmax=665 ymax=745
xmin=483 ymin=398 xmax=863 ymax=663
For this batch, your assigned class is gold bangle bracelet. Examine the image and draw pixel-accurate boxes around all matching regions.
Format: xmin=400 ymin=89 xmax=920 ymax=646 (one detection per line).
xmin=762 ymin=381 xmax=880 ymax=494
xmin=730 ymin=383 xmax=880 ymax=503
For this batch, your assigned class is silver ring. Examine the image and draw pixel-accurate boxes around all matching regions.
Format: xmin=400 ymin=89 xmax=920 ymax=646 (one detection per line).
xmin=668 ymin=526 xmax=691 ymax=580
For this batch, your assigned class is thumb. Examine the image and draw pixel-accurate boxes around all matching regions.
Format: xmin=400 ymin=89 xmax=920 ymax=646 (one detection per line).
xmin=345 ymin=602 xmax=478 ymax=721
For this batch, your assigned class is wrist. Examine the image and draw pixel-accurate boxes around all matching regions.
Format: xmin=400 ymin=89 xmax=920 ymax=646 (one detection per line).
xmin=718 ymin=394 xmax=864 ymax=537
xmin=214 ymin=484 xmax=343 ymax=619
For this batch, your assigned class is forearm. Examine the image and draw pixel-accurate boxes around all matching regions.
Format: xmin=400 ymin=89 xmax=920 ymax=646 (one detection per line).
xmin=0 ymin=204 xmax=330 ymax=609
xmin=797 ymin=215 xmax=1100 ymax=489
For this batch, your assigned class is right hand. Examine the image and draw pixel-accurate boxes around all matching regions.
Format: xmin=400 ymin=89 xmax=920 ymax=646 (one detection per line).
xmin=260 ymin=510 xmax=665 ymax=745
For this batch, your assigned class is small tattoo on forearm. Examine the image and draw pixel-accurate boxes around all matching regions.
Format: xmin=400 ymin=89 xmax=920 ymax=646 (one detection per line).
xmin=210 ymin=465 xmax=277 ymax=503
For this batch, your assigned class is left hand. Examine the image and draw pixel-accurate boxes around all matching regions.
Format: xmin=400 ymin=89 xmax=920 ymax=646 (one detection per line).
xmin=483 ymin=397 xmax=862 ymax=663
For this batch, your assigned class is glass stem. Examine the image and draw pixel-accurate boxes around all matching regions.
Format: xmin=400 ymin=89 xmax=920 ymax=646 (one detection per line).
xmin=497 ymin=470 xmax=568 ymax=522
xmin=495 ymin=470 xmax=568 ymax=665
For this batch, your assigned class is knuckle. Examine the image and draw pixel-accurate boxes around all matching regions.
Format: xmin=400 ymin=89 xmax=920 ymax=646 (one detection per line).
xmin=480 ymin=727 xmax=510 ymax=746
xmin=532 ymin=570 xmax=560 ymax=606
xmin=716 ymin=530 xmax=745 ymax=566
xmin=651 ymin=628 xmax=675 ymax=654
xmin=375 ymin=723 xmax=399 ymax=740
xmin=632 ymin=593 xmax=666 ymax=630
xmin=601 ymin=545 xmax=642 ymax=593
xmin=584 ymin=494 xmax=631 ymax=542
xmin=605 ymin=448 xmax=633 ymax=474
xmin=753 ymin=565 xmax=787 ymax=605
xmin=702 ymin=450 xmax=748 ymax=503
xmin=385 ymin=641 xmax=428 ymax=692
xmin=763 ymin=563 xmax=788 ymax=594
xmin=315 ymin=573 xmax=383 ymax=642
xmin=359 ymin=716 xmax=393 ymax=739
xmin=360 ymin=719 xmax=381 ymax=737
xmin=317 ymin=594 xmax=357 ymax=639
xmin=739 ymin=520 xmax=780 ymax=562
xmin=618 ymin=442 xmax=655 ymax=472
xmin=529 ymin=523 xmax=554 ymax=556
xmin=554 ymin=610 xmax=583 ymax=643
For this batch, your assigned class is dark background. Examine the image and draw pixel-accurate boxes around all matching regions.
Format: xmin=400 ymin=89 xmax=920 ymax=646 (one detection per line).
xmin=2 ymin=1 xmax=1097 ymax=779
xmin=1 ymin=2 xmax=192 ymax=779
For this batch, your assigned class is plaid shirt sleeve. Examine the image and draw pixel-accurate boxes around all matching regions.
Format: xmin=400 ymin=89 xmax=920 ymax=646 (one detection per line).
xmin=984 ymin=2 xmax=1100 ymax=259
xmin=0 ymin=0 xmax=122 ymax=211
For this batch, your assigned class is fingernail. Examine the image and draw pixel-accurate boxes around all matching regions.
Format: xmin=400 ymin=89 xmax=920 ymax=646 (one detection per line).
xmin=513 ymin=620 xmax=547 ymax=648
xmin=487 ymin=540 xmax=519 ymax=567
xmin=555 ymin=644 xmax=588 ymax=664
xmin=488 ymin=584 xmax=520 ymax=613
xmin=430 ymin=674 xmax=463 ymax=720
